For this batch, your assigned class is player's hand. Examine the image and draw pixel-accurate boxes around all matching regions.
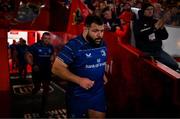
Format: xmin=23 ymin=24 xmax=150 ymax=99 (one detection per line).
xmin=78 ymin=78 xmax=94 ymax=90
xmin=103 ymin=75 xmax=108 ymax=85
xmin=104 ymin=24 xmax=111 ymax=31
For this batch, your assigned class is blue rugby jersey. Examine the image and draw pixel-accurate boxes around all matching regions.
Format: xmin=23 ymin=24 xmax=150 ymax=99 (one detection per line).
xmin=57 ymin=35 xmax=107 ymax=98
xmin=16 ymin=44 xmax=29 ymax=65
xmin=29 ymin=41 xmax=54 ymax=68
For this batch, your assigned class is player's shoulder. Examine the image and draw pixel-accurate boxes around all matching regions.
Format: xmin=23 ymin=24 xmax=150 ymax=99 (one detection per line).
xmin=65 ymin=35 xmax=85 ymax=49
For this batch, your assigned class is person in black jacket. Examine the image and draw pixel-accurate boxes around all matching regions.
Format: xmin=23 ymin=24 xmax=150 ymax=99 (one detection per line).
xmin=133 ymin=3 xmax=179 ymax=71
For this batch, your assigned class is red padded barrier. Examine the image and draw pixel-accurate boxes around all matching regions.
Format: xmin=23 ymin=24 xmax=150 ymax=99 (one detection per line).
xmin=104 ymin=32 xmax=180 ymax=115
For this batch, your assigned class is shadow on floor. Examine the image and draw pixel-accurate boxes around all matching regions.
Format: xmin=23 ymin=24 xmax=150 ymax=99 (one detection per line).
xmin=10 ymin=74 xmax=67 ymax=118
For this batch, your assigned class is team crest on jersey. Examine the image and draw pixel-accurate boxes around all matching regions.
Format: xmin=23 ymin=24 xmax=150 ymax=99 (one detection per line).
xmin=72 ymin=8 xmax=84 ymax=25
xmin=101 ymin=50 xmax=106 ymax=56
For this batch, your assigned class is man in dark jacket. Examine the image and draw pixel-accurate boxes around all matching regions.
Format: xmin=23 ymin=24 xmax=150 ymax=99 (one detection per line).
xmin=133 ymin=3 xmax=179 ymax=71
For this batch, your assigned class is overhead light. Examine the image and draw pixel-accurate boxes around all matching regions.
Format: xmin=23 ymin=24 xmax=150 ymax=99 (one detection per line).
xmin=40 ymin=4 xmax=45 ymax=8
xmin=19 ymin=1 xmax=23 ymax=6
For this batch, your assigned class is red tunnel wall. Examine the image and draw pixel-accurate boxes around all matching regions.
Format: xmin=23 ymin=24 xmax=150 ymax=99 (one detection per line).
xmin=0 ymin=29 xmax=10 ymax=117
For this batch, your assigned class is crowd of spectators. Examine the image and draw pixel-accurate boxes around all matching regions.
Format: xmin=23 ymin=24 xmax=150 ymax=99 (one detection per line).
xmin=81 ymin=0 xmax=180 ymax=26
xmin=79 ymin=0 xmax=179 ymax=71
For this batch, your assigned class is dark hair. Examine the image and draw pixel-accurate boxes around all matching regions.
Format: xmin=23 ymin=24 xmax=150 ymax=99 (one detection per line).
xmin=101 ymin=6 xmax=110 ymax=14
xmin=141 ymin=3 xmax=153 ymax=12
xmin=85 ymin=15 xmax=104 ymax=27
xmin=42 ymin=32 xmax=50 ymax=36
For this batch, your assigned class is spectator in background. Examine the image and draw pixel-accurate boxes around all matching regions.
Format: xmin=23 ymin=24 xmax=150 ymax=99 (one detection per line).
xmin=84 ymin=0 xmax=94 ymax=11
xmin=92 ymin=1 xmax=101 ymax=16
xmin=120 ymin=1 xmax=132 ymax=14
xmin=169 ymin=4 xmax=180 ymax=26
xmin=115 ymin=11 xmax=132 ymax=44
xmin=134 ymin=1 xmax=143 ymax=9
xmin=153 ymin=3 xmax=164 ymax=20
xmin=92 ymin=1 xmax=107 ymax=17
xmin=101 ymin=6 xmax=121 ymax=32
xmin=133 ymin=3 xmax=179 ymax=71
xmin=114 ymin=0 xmax=124 ymax=16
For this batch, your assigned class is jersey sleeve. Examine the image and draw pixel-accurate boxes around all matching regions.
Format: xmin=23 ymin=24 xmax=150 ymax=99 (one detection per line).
xmin=57 ymin=40 xmax=76 ymax=65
